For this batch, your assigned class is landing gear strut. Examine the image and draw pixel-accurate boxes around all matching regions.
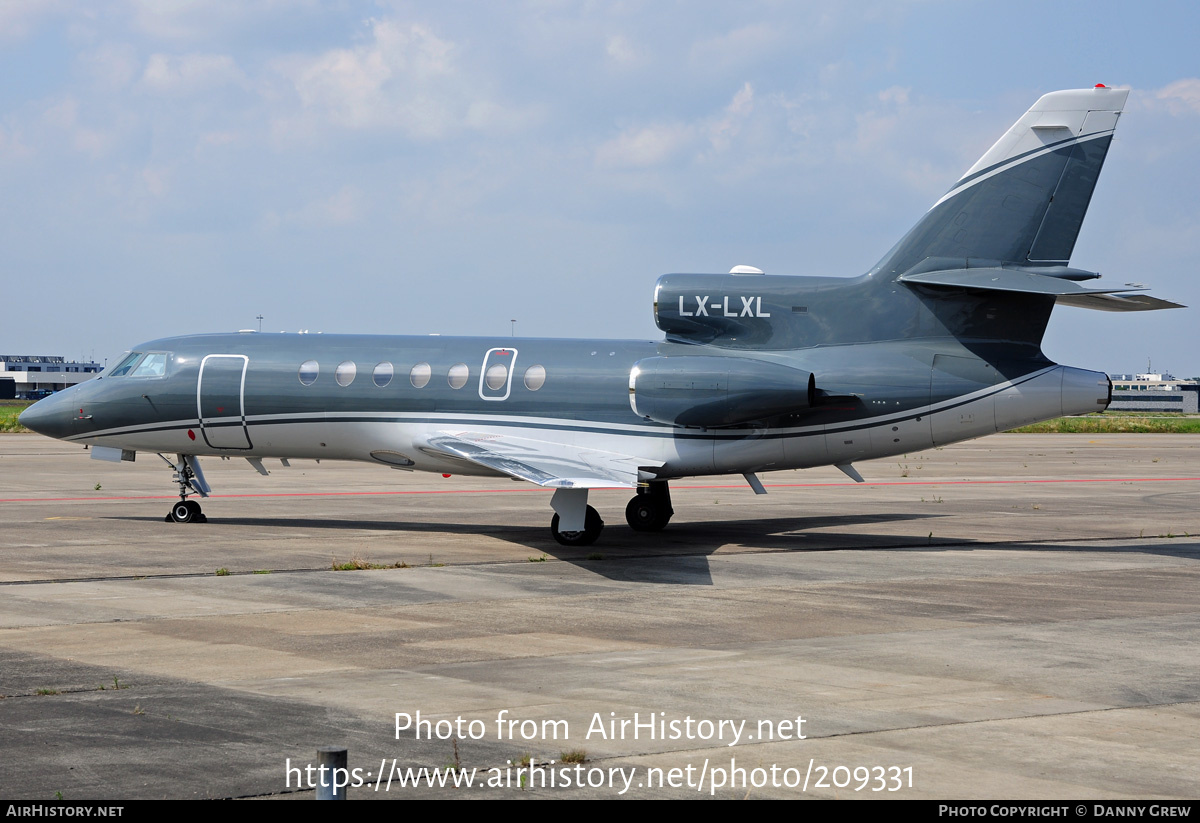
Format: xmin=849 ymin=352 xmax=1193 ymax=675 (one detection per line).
xmin=625 ymin=480 xmax=673 ymax=532
xmin=160 ymin=454 xmax=210 ymax=523
xmin=549 ymin=488 xmax=603 ymax=546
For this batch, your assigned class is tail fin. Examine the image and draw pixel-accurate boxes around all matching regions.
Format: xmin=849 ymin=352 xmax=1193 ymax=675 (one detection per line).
xmin=873 ymin=86 xmax=1129 ymax=277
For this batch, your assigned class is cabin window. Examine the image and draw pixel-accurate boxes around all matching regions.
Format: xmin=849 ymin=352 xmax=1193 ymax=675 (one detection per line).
xmin=335 ymin=361 xmax=356 ymax=387
xmin=129 ymin=352 xmax=168 ymax=378
xmin=448 ymin=363 xmax=469 ymax=389
xmin=108 ymin=352 xmax=143 ymax=377
xmin=410 ymin=363 xmax=431 ymax=388
xmin=373 ymin=362 xmax=393 ymax=387
xmin=485 ymin=363 xmax=508 ymax=391
xmin=298 ymin=360 xmax=319 ymax=386
xmin=524 ymin=365 xmax=546 ymax=391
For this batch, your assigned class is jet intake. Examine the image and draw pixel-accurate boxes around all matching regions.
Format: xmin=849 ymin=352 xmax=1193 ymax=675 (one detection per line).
xmin=629 ymin=356 xmax=815 ymax=428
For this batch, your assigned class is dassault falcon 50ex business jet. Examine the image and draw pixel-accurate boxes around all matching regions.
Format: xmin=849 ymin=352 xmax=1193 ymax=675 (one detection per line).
xmin=20 ymin=86 xmax=1183 ymax=546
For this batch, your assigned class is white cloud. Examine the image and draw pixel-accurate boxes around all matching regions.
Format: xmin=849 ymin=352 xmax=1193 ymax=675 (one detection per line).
xmin=0 ymin=0 xmax=67 ymax=41
xmin=126 ymin=0 xmax=316 ymax=42
xmin=274 ymin=185 xmax=364 ymax=228
xmin=1152 ymin=78 xmax=1200 ymax=115
xmin=79 ymin=43 xmax=141 ymax=92
xmin=284 ymin=19 xmax=462 ymax=136
xmin=606 ymin=35 xmax=638 ymax=66
xmin=141 ymin=53 xmax=246 ymax=95
xmin=141 ymin=165 xmax=171 ymax=198
xmin=689 ymin=23 xmax=785 ymax=71
xmin=596 ymin=83 xmax=759 ymax=168
xmin=708 ymin=82 xmax=754 ymax=151
xmin=596 ymin=122 xmax=695 ymax=169
xmin=877 ymin=85 xmax=910 ymax=106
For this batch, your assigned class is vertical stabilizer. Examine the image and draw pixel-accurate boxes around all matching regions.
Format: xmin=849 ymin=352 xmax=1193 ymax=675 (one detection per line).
xmin=873 ymin=86 xmax=1129 ymax=277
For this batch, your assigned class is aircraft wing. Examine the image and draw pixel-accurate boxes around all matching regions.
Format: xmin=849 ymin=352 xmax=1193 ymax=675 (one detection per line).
xmin=421 ymin=431 xmax=662 ymax=489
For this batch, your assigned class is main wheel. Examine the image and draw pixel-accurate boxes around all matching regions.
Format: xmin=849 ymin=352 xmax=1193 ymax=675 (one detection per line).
xmin=551 ymin=506 xmax=603 ymax=546
xmin=625 ymin=495 xmax=672 ymax=532
xmin=169 ymin=500 xmax=195 ymax=523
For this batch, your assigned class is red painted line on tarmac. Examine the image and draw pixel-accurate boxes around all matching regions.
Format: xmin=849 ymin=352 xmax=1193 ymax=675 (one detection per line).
xmin=2 ymin=476 xmax=1198 ymax=504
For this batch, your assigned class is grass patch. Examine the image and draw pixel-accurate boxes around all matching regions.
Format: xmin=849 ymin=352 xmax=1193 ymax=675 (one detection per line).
xmin=35 ymin=688 xmax=59 ymax=695
xmin=0 ymin=401 xmax=32 ymax=433
xmin=560 ymin=749 xmax=587 ymax=764
xmin=331 ymin=554 xmax=410 ymax=571
xmin=1008 ymin=414 xmax=1200 ymax=434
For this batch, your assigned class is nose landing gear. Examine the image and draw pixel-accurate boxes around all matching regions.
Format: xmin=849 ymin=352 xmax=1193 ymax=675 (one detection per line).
xmin=158 ymin=453 xmax=211 ymax=524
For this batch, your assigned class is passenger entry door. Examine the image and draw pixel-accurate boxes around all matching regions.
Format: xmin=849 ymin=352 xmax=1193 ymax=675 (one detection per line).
xmin=198 ymin=355 xmax=252 ymax=449
xmin=478 ymin=347 xmax=517 ymax=401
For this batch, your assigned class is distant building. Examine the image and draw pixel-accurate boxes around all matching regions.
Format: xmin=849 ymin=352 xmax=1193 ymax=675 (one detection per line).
xmin=0 ymin=355 xmax=102 ymax=399
xmin=1108 ymin=373 xmax=1199 ymax=413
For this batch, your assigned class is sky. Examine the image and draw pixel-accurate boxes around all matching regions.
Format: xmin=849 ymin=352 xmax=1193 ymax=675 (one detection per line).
xmin=1 ymin=0 xmax=1197 ymax=376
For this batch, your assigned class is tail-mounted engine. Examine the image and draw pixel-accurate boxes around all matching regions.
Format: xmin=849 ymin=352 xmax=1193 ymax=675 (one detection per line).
xmin=653 ymin=271 xmax=849 ymax=349
xmin=629 ymin=355 xmax=815 ymax=428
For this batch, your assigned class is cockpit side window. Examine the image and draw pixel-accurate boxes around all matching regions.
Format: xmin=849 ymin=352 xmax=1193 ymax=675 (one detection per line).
xmin=129 ymin=352 xmax=169 ymax=378
xmin=107 ymin=352 xmax=143 ymax=377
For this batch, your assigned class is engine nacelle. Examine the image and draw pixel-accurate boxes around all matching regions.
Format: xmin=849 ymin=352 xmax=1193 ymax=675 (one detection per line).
xmin=629 ymin=355 xmax=816 ymax=428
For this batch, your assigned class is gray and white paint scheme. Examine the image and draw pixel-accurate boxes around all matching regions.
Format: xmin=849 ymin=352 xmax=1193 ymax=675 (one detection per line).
xmin=19 ymin=87 xmax=1182 ymax=545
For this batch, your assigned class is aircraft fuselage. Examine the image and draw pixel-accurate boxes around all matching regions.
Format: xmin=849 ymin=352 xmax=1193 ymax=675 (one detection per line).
xmin=27 ymin=329 xmax=1107 ymax=482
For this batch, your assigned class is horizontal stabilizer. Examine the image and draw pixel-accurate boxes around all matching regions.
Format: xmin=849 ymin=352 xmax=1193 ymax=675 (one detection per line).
xmin=899 ymin=267 xmax=1183 ymax=311
xmin=1054 ymin=292 xmax=1186 ymax=312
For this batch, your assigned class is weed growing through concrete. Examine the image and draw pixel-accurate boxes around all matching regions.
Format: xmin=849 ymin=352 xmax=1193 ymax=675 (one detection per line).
xmin=560 ymin=749 xmax=587 ymax=764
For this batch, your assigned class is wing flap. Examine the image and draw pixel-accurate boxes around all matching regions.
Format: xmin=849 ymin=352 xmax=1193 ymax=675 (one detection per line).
xmin=421 ymin=431 xmax=661 ymax=489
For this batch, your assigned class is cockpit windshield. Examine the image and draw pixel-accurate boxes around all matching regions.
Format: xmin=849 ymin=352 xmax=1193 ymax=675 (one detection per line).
xmin=106 ymin=352 xmax=143 ymax=377
xmin=130 ymin=353 xmax=168 ymax=378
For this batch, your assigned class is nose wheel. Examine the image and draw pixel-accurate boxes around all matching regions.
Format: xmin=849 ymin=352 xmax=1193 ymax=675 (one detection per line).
xmin=158 ymin=453 xmax=212 ymax=524
xmin=166 ymin=499 xmax=207 ymax=524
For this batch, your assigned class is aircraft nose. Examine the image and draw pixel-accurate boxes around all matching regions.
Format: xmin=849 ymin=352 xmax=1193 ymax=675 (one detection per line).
xmin=18 ymin=390 xmax=76 ymax=440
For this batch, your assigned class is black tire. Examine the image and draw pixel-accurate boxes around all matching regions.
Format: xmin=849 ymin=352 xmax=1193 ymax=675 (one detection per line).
xmin=551 ymin=506 xmax=603 ymax=546
xmin=169 ymin=501 xmax=195 ymax=523
xmin=625 ymin=496 xmax=671 ymax=532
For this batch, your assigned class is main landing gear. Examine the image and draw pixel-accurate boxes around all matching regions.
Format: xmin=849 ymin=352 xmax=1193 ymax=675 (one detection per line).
xmin=551 ymin=506 xmax=603 ymax=546
xmin=159 ymin=454 xmax=211 ymax=524
xmin=625 ymin=480 xmax=673 ymax=532
xmin=548 ymin=482 xmax=674 ymax=546
xmin=549 ymin=488 xmax=604 ymax=546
